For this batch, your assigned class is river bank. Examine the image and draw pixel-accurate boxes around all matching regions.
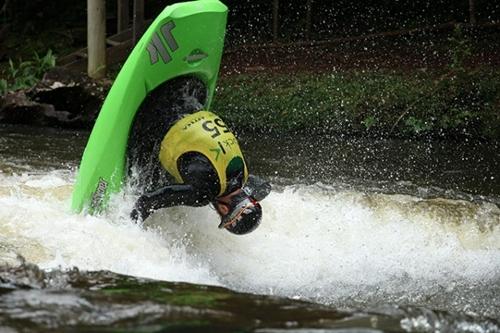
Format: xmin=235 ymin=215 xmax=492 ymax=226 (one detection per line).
xmin=214 ymin=68 xmax=500 ymax=139
xmin=1 ymin=28 xmax=499 ymax=140
xmin=4 ymin=66 xmax=498 ymax=140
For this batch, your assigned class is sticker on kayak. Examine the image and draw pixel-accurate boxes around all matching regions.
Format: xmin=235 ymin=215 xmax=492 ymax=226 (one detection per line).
xmin=91 ymin=177 xmax=108 ymax=210
xmin=147 ymin=21 xmax=179 ymax=64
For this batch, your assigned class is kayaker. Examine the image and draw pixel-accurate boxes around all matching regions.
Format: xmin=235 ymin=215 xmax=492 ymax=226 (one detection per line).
xmin=128 ymin=77 xmax=271 ymax=235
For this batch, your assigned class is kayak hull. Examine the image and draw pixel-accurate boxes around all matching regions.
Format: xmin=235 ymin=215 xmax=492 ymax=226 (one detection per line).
xmin=71 ymin=0 xmax=228 ymax=214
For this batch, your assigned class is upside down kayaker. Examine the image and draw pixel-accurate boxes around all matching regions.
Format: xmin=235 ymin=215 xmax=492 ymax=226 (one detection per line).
xmin=128 ymin=77 xmax=271 ymax=235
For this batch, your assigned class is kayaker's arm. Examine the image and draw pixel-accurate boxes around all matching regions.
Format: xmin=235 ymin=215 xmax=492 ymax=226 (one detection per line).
xmin=130 ymin=154 xmax=217 ymax=221
xmin=130 ymin=184 xmax=211 ymax=221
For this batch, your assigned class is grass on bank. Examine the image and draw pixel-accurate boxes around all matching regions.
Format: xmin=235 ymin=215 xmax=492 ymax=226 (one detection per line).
xmin=214 ymin=68 xmax=500 ymax=140
xmin=214 ymin=26 xmax=499 ymax=140
xmin=1 ymin=27 xmax=498 ymax=140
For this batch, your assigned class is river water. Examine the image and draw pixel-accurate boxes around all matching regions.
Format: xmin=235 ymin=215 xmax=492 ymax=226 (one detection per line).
xmin=0 ymin=124 xmax=499 ymax=332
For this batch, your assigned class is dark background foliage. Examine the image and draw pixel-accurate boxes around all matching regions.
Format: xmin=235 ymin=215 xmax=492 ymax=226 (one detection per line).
xmin=1 ymin=0 xmax=499 ymax=139
xmin=2 ymin=0 xmax=499 ymax=45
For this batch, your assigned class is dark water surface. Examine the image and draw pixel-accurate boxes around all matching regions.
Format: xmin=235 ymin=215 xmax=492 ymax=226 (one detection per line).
xmin=2 ymin=124 xmax=499 ymax=196
xmin=0 ymin=124 xmax=499 ymax=333
xmin=242 ymin=133 xmax=500 ymax=198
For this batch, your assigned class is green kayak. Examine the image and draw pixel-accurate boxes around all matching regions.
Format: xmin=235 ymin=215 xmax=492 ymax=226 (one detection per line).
xmin=71 ymin=0 xmax=228 ymax=214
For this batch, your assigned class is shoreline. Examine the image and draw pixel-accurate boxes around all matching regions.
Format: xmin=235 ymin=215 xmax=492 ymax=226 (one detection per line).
xmin=214 ymin=69 xmax=500 ymax=141
xmin=1 ymin=66 xmax=499 ymax=141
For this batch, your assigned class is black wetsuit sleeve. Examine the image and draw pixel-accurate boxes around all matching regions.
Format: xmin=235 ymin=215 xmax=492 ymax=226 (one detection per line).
xmin=243 ymin=174 xmax=272 ymax=201
xmin=130 ymin=153 xmax=218 ymax=221
xmin=131 ymin=184 xmax=209 ymax=221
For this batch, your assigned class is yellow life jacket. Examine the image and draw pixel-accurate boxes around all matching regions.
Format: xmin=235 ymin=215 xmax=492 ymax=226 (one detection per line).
xmin=159 ymin=111 xmax=248 ymax=196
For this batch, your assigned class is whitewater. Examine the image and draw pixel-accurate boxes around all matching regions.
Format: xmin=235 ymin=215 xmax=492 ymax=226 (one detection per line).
xmin=1 ymin=168 xmax=499 ymax=319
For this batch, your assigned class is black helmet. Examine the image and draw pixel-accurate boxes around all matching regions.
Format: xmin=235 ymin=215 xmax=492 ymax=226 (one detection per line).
xmin=217 ymin=191 xmax=262 ymax=235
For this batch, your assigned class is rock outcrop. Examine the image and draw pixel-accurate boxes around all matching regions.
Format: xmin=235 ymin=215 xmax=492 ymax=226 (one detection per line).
xmin=0 ymin=67 xmax=111 ymax=129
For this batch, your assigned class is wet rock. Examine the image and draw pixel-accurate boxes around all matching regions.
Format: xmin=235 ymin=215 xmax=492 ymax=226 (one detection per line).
xmin=1 ymin=264 xmax=499 ymax=332
xmin=0 ymin=264 xmax=352 ymax=332
xmin=0 ymin=67 xmax=111 ymax=129
xmin=0 ymin=90 xmax=67 ymax=127
xmin=0 ymin=257 xmax=48 ymax=290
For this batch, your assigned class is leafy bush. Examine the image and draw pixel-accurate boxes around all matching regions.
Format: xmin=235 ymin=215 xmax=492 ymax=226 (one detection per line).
xmin=0 ymin=50 xmax=56 ymax=96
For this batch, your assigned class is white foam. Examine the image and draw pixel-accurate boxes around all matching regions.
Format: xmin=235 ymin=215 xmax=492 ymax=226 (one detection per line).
xmin=151 ymin=186 xmax=500 ymax=300
xmin=0 ymin=171 xmax=218 ymax=285
xmin=1 ymin=171 xmax=499 ymax=305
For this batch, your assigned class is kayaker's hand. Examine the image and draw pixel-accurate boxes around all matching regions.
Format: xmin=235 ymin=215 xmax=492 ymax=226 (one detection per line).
xmin=130 ymin=195 xmax=148 ymax=222
xmin=130 ymin=207 xmax=142 ymax=222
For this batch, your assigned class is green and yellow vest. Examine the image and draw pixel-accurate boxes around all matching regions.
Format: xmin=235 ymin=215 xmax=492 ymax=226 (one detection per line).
xmin=159 ymin=111 xmax=248 ymax=196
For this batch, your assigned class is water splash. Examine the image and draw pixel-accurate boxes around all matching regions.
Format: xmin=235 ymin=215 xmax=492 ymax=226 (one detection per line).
xmin=1 ymin=171 xmax=498 ymax=320
xmin=149 ymin=185 xmax=500 ymax=314
xmin=0 ymin=170 xmax=218 ymax=285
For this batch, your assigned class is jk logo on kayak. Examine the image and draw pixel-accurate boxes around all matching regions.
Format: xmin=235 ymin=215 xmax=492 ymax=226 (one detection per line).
xmin=147 ymin=21 xmax=178 ymax=64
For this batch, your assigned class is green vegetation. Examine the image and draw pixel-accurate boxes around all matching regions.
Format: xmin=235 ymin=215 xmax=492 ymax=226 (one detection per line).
xmin=214 ymin=67 xmax=500 ymax=139
xmin=0 ymin=50 xmax=56 ymax=96
xmin=214 ymin=25 xmax=500 ymax=140
xmin=102 ymin=282 xmax=230 ymax=307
